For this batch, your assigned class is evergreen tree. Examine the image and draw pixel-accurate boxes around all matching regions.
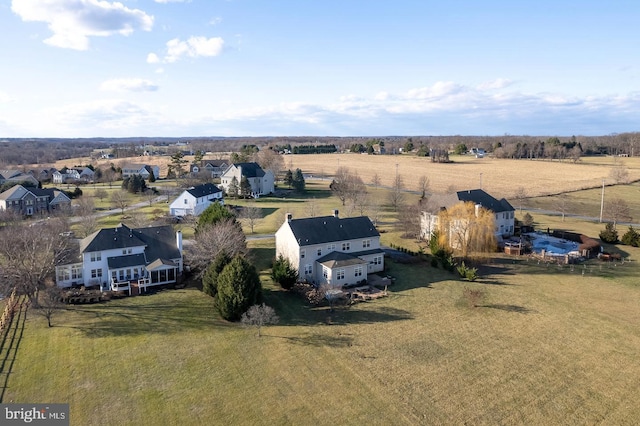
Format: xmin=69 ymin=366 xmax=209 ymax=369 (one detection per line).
xmin=196 ymin=203 xmax=236 ymax=233
xmin=216 ymin=256 xmax=262 ymax=321
xmin=621 ymin=226 xmax=640 ymax=247
xmin=599 ymin=222 xmax=619 ymax=244
xmin=271 ymin=255 xmax=298 ymax=290
xmin=284 ymin=170 xmax=294 ymax=188
xmin=292 ymin=168 xmax=305 ymax=192
xmin=202 ymin=251 xmax=232 ymax=297
xmin=240 ymin=176 xmax=252 ymax=198
xmin=170 ymin=151 xmax=188 ymax=178
xmin=227 ymin=176 xmax=239 ymax=198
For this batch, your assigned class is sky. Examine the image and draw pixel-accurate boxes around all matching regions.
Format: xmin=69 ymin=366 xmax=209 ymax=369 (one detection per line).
xmin=1 ymin=0 xmax=640 ymax=138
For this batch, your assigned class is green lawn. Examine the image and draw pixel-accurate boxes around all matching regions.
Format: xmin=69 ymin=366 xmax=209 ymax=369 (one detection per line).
xmin=5 ymin=236 xmax=640 ymax=424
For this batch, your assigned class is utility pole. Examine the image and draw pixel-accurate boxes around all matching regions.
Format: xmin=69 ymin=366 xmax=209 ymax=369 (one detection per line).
xmin=599 ymin=179 xmax=605 ymax=223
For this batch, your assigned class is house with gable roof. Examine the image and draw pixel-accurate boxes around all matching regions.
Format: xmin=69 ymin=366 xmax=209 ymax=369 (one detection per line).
xmin=190 ymin=160 xmax=229 ymax=178
xmin=56 ymin=223 xmax=183 ymax=295
xmin=220 ymin=162 xmax=274 ymax=198
xmin=121 ymin=163 xmax=160 ymax=180
xmin=0 ymin=184 xmax=71 ymax=216
xmin=169 ymin=183 xmax=224 ymax=217
xmin=275 ymin=210 xmax=384 ymax=288
xmin=420 ymin=188 xmax=515 ymax=244
xmin=0 ymin=169 xmax=39 ymax=187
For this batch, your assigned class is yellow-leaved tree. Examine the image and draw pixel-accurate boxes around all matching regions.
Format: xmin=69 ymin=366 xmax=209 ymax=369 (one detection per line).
xmin=437 ymin=202 xmax=497 ymax=260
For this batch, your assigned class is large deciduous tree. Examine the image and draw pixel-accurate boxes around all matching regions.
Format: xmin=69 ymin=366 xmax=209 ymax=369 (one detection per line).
xmin=437 ymin=202 xmax=496 ymax=259
xmin=189 ymin=218 xmax=247 ymax=274
xmin=0 ymin=218 xmax=73 ymax=301
xmin=241 ymin=304 xmax=279 ymax=337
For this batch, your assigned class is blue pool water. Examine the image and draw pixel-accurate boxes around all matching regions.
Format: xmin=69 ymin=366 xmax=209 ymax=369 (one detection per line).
xmin=531 ymin=238 xmax=578 ymax=255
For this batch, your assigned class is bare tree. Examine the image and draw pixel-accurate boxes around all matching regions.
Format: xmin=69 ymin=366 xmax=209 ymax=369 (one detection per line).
xmin=187 ymin=218 xmax=247 ymax=274
xmin=610 ymin=165 xmax=630 ymax=184
xmin=514 ymin=187 xmax=527 ymax=213
xmin=417 ymin=175 xmax=430 ymax=203
xmin=554 ymin=196 xmax=570 ymax=222
xmin=330 ymin=167 xmax=366 ymax=207
xmin=239 ymin=203 xmax=262 ymax=234
xmin=145 ymin=188 xmax=157 ymax=206
xmin=605 ymin=197 xmax=632 ymax=229
xmin=256 ymin=149 xmax=284 ymax=180
xmin=94 ymin=188 xmax=109 ymax=202
xmin=370 ymin=173 xmax=381 ymax=189
xmin=305 ymin=197 xmax=319 ymax=217
xmin=241 ymin=304 xmax=279 ymax=337
xmin=110 ymin=190 xmax=131 ymax=215
xmin=34 ymin=285 xmax=63 ymax=328
xmin=0 ymin=218 xmax=73 ymax=301
xmin=102 ymin=168 xmax=117 ymax=188
xmin=124 ymin=211 xmax=153 ymax=229
xmin=75 ymin=196 xmax=97 ymax=237
xmin=397 ymin=203 xmax=421 ymax=239
xmin=388 ymin=173 xmax=405 ymax=211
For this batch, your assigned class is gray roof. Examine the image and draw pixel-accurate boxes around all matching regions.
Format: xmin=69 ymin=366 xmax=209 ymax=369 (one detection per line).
xmin=317 ymin=251 xmax=367 ymax=268
xmin=235 ymin=162 xmax=265 ymax=178
xmin=455 ymin=189 xmax=514 ymax=213
xmin=425 ymin=189 xmax=514 ymax=214
xmin=107 ymin=253 xmax=146 ymax=269
xmin=80 ymin=224 xmax=181 ymax=264
xmin=186 ymin=183 xmax=222 ymax=198
xmin=288 ymin=215 xmax=379 ymax=247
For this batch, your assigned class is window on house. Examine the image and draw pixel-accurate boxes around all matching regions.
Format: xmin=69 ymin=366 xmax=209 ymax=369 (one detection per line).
xmin=371 ymin=256 xmax=382 ymax=265
xmin=91 ymin=269 xmax=102 ymax=279
xmin=327 ymin=243 xmax=336 ymax=251
xmin=362 ymin=239 xmax=371 ymax=248
xmin=184 ymin=199 xmax=188 ymax=204
xmin=300 ymin=249 xmax=305 ymax=259
xmin=304 ymin=264 xmax=313 ymax=275
xmin=323 ymin=266 xmax=329 ymax=279
xmin=336 ymin=269 xmax=345 ymax=280
xmin=354 ymin=266 xmax=363 ymax=277
xmin=342 ymin=242 xmax=350 ymax=251
xmin=317 ymin=248 xmax=322 ymax=257
xmin=90 ymin=252 xmax=101 ymax=262
xmin=71 ymin=266 xmax=82 ymax=280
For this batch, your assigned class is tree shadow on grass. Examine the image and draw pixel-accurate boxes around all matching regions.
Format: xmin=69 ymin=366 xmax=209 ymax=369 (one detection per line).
xmin=481 ymin=304 xmax=536 ymax=314
xmin=266 ymin=333 xmax=355 ymax=348
xmin=58 ymin=290 xmax=230 ymax=338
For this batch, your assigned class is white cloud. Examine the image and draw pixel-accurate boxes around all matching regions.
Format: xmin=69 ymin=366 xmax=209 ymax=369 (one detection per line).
xmin=164 ymin=36 xmax=224 ymax=62
xmin=100 ymin=78 xmax=159 ymax=92
xmin=147 ymin=53 xmax=160 ymax=64
xmin=11 ymin=0 xmax=154 ymax=50
xmin=155 ymin=0 xmax=190 ymax=3
xmin=209 ymin=17 xmax=222 ymax=26
xmin=477 ymin=78 xmax=513 ymax=90
xmin=0 ymin=90 xmax=13 ymax=103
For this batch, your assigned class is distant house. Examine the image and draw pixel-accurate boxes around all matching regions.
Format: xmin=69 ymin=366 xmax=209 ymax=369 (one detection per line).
xmin=219 ymin=162 xmax=274 ymax=198
xmin=0 ymin=185 xmax=71 ymax=216
xmin=190 ymin=160 xmax=229 ymax=178
xmin=169 ymin=183 xmax=224 ymax=217
xmin=275 ymin=210 xmax=384 ymax=288
xmin=51 ymin=167 xmax=94 ymax=183
xmin=121 ymin=163 xmax=160 ymax=180
xmin=420 ymin=189 xmax=515 ymax=243
xmin=0 ymin=170 xmax=39 ymax=187
xmin=55 ymin=224 xmax=184 ymax=294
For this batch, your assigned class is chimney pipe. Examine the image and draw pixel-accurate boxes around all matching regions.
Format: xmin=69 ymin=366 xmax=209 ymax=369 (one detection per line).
xmin=176 ymin=230 xmax=183 ymax=254
xmin=286 ymin=213 xmax=292 ymax=222
xmin=333 ymin=209 xmax=339 ymax=218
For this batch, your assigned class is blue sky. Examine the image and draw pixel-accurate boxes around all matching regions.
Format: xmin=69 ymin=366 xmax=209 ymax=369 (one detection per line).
xmin=1 ymin=0 xmax=639 ymax=137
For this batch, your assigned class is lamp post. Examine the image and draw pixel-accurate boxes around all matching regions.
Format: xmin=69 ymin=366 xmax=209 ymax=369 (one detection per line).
xmin=599 ymin=179 xmax=605 ymax=223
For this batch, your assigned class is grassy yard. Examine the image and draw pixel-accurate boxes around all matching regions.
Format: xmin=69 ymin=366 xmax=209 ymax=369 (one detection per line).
xmin=5 ymin=236 xmax=640 ymax=424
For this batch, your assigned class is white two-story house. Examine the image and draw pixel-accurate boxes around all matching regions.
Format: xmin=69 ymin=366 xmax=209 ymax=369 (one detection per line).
xmin=420 ymin=189 xmax=515 ymax=243
xmin=56 ymin=224 xmax=183 ymax=295
xmin=220 ymin=162 xmax=274 ymax=198
xmin=121 ymin=164 xmax=160 ymax=180
xmin=169 ymin=183 xmax=224 ymax=217
xmin=275 ymin=210 xmax=384 ymax=288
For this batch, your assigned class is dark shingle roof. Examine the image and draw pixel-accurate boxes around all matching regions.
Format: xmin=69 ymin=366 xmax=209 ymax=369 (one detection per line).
xmin=107 ymin=254 xmax=147 ymax=269
xmin=455 ymin=189 xmax=514 ymax=213
xmin=235 ymin=162 xmax=265 ymax=178
xmin=288 ymin=215 xmax=379 ymax=247
xmin=186 ymin=183 xmax=222 ymax=198
xmin=80 ymin=225 xmax=181 ymax=264
xmin=316 ymin=251 xmax=367 ymax=268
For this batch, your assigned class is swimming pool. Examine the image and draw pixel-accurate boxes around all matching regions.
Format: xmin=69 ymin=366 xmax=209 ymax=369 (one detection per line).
xmin=530 ymin=237 xmax=579 ymax=255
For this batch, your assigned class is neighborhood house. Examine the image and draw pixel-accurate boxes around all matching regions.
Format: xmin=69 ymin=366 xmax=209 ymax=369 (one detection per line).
xmin=0 ymin=184 xmax=71 ymax=216
xmin=56 ymin=224 xmax=183 ymax=295
xmin=220 ymin=162 xmax=274 ymax=198
xmin=120 ymin=163 xmax=160 ymax=180
xmin=275 ymin=210 xmax=385 ymax=288
xmin=420 ymin=188 xmax=515 ymax=244
xmin=169 ymin=183 xmax=224 ymax=217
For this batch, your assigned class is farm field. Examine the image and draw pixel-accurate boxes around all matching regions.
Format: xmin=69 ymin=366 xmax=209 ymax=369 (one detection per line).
xmin=5 ymin=237 xmax=640 ymax=425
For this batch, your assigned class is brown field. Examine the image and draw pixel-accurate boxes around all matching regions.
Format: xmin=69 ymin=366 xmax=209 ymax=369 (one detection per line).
xmin=48 ymin=153 xmax=640 ymax=200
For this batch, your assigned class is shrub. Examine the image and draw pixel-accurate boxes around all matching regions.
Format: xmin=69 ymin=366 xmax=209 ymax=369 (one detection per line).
xmin=462 ymin=287 xmax=486 ymax=308
xmin=621 ymin=226 xmax=640 ymax=247
xmin=599 ymin=222 xmax=619 ymax=244
xmin=456 ymin=261 xmax=479 ymax=281
xmin=216 ymin=256 xmax=262 ymax=321
xmin=271 ymin=255 xmax=298 ymax=290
